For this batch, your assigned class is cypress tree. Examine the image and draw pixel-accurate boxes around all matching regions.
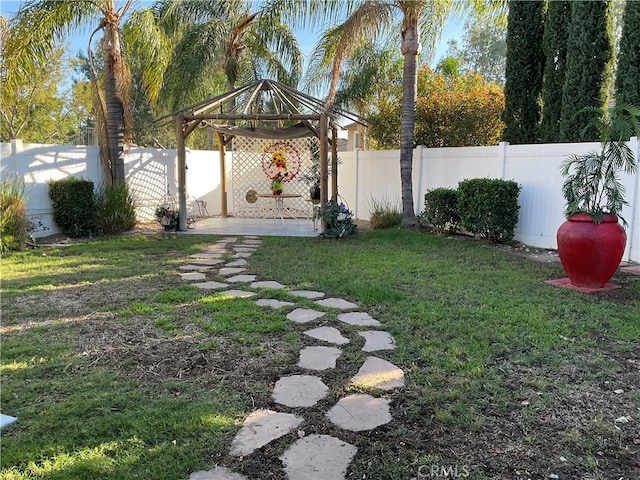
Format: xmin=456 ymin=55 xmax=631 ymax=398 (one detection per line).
xmin=559 ymin=1 xmax=614 ymax=142
xmin=615 ymin=0 xmax=640 ymax=107
xmin=502 ymin=0 xmax=545 ymax=144
xmin=540 ymin=0 xmax=571 ymax=142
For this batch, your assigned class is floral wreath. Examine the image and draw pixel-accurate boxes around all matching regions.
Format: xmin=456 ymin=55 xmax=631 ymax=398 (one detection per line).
xmin=261 ymin=141 xmax=302 ymax=183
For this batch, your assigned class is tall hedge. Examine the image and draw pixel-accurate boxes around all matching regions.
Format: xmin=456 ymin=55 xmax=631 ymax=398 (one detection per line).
xmin=615 ymin=1 xmax=640 ymax=107
xmin=559 ymin=0 xmax=614 ymax=142
xmin=48 ymin=178 xmax=95 ymax=237
xmin=457 ymin=178 xmax=521 ymax=243
xmin=540 ymin=0 xmax=571 ymax=143
xmin=369 ymin=67 xmax=504 ymax=149
xmin=502 ymin=0 xmax=545 ymax=144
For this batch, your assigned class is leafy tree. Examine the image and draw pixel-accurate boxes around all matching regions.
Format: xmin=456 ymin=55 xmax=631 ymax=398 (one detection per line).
xmin=540 ymin=0 xmax=571 ymax=142
xmin=615 ymin=0 xmax=640 ymax=107
xmin=502 ymin=0 xmax=545 ymax=144
xmin=369 ymin=67 xmax=505 ymax=149
xmin=443 ymin=18 xmax=507 ymax=84
xmin=559 ymin=0 xmax=614 ymax=142
xmin=0 ymin=37 xmax=70 ymax=143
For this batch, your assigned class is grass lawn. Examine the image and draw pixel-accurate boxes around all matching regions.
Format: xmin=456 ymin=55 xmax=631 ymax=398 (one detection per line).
xmin=1 ymin=229 xmax=638 ymax=479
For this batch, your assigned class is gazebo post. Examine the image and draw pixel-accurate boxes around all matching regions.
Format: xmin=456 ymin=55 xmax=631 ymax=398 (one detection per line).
xmin=217 ymin=131 xmax=228 ymax=217
xmin=331 ymin=125 xmax=338 ymax=202
xmin=319 ymin=113 xmax=329 ymax=231
xmin=176 ymin=115 xmax=188 ymax=231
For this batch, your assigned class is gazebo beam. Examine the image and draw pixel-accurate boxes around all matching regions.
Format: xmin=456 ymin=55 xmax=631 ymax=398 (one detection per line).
xmin=331 ymin=125 xmax=338 ymax=202
xmin=176 ymin=115 xmax=188 ymax=231
xmin=217 ymin=131 xmax=228 ymax=217
xmin=319 ymin=113 xmax=328 ymax=232
xmin=184 ymin=113 xmax=321 ymax=121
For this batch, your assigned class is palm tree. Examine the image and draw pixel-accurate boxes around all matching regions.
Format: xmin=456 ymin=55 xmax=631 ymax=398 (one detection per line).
xmin=7 ymin=0 xmax=134 ymax=184
xmin=125 ymin=0 xmax=302 ymax=114
xmin=300 ymin=0 xmax=502 ymax=226
xmin=329 ymin=46 xmax=403 ymax=149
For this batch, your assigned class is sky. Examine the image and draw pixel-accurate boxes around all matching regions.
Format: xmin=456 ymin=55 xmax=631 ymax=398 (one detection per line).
xmin=1 ymin=0 xmax=463 ymax=67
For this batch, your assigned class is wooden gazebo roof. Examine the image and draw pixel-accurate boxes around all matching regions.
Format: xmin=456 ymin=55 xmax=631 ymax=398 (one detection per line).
xmin=157 ymin=79 xmax=365 ymax=231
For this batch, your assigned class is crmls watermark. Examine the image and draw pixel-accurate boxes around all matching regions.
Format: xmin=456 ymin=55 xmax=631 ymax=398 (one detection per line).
xmin=417 ymin=464 xmax=471 ymax=478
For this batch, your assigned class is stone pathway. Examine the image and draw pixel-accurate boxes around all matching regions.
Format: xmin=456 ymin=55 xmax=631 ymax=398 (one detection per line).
xmin=173 ymin=236 xmax=405 ymax=480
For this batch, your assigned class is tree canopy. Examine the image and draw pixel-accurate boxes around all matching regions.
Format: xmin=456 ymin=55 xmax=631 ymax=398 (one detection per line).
xmin=502 ymin=0 xmax=545 ymax=145
xmin=369 ymin=66 xmax=505 ymax=149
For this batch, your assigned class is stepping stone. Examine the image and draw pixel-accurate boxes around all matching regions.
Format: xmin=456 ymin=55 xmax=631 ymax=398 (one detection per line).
xmin=229 ymin=409 xmax=303 ymax=456
xmin=192 ymin=281 xmax=229 ymax=290
xmin=241 ymin=239 xmax=263 ymax=245
xmin=218 ymin=289 xmax=256 ymax=299
xmin=327 ymin=394 xmax=392 ymax=432
xmin=233 ymin=252 xmax=252 ymax=258
xmin=189 ymin=253 xmax=223 ymax=259
xmin=226 ymin=274 xmax=257 ymax=283
xmin=233 ymin=247 xmax=256 ymax=253
xmin=359 ymin=331 xmax=396 ymax=352
xmin=250 ymin=281 xmax=286 ymax=290
xmin=180 ymin=272 xmax=206 ymax=281
xmin=315 ymin=298 xmax=359 ymax=310
xmin=192 ymin=258 xmax=225 ymax=266
xmin=206 ymin=246 xmax=229 ymax=253
xmin=225 ymin=259 xmax=248 ymax=267
xmin=338 ymin=312 xmax=381 ymax=327
xmin=351 ymin=357 xmax=405 ymax=391
xmin=189 ymin=467 xmax=247 ymax=480
xmin=303 ymin=326 xmax=350 ymax=346
xmin=219 ymin=237 xmax=239 ymax=243
xmin=289 ymin=290 xmax=325 ymax=299
xmin=218 ymin=267 xmax=247 ymax=276
xmin=286 ymin=308 xmax=326 ymax=324
xmin=179 ymin=264 xmax=212 ymax=272
xmin=255 ymin=299 xmax=295 ymax=309
xmin=298 ymin=346 xmax=342 ymax=371
xmin=272 ymin=375 xmax=328 ymax=407
xmin=279 ymin=434 xmax=357 ymax=480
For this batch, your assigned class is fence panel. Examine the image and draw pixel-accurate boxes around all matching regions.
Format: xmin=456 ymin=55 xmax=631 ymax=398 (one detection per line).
xmin=3 ymin=139 xmax=638 ymax=262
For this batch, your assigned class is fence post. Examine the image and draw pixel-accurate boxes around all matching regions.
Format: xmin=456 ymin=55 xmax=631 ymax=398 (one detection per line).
xmin=499 ymin=141 xmax=509 ymax=179
xmin=414 ymin=145 xmax=425 ymax=214
xmin=627 ymin=136 xmax=639 ymax=262
xmin=354 ymin=148 xmax=360 ymax=218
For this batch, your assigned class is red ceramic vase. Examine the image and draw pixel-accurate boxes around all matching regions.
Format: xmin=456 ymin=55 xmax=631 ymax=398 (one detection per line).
xmin=556 ymin=213 xmax=626 ymax=288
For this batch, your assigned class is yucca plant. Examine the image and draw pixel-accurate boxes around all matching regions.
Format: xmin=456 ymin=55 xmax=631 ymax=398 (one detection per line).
xmin=561 ymin=104 xmax=640 ymax=225
xmin=0 ymin=174 xmax=27 ymax=252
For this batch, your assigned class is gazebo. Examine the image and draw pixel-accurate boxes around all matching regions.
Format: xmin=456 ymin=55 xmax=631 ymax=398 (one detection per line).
xmin=156 ymin=79 xmax=365 ymax=231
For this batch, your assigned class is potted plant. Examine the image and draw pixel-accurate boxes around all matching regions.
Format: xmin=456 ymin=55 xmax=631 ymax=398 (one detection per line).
xmin=557 ymin=104 xmax=640 ymax=288
xmin=155 ymin=205 xmax=179 ymax=231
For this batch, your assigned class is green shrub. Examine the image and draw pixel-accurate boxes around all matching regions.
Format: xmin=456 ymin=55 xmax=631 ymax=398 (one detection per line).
xmin=95 ymin=182 xmax=137 ymax=234
xmin=457 ymin=178 xmax=522 ymax=243
xmin=48 ymin=178 xmax=95 ymax=237
xmin=419 ymin=188 xmax=460 ymax=234
xmin=0 ymin=174 xmax=27 ymax=252
xmin=369 ymin=197 xmax=402 ymax=229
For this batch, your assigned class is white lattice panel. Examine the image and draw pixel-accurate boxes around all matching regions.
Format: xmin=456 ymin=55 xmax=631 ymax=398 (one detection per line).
xmin=232 ymin=136 xmax=318 ymax=218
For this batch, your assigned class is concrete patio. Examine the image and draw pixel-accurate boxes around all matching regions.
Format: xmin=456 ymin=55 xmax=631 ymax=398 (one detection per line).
xmin=179 ymin=216 xmax=318 ymax=237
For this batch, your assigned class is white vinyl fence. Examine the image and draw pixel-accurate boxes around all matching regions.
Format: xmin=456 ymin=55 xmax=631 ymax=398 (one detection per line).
xmin=1 ymin=137 xmax=638 ymax=262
